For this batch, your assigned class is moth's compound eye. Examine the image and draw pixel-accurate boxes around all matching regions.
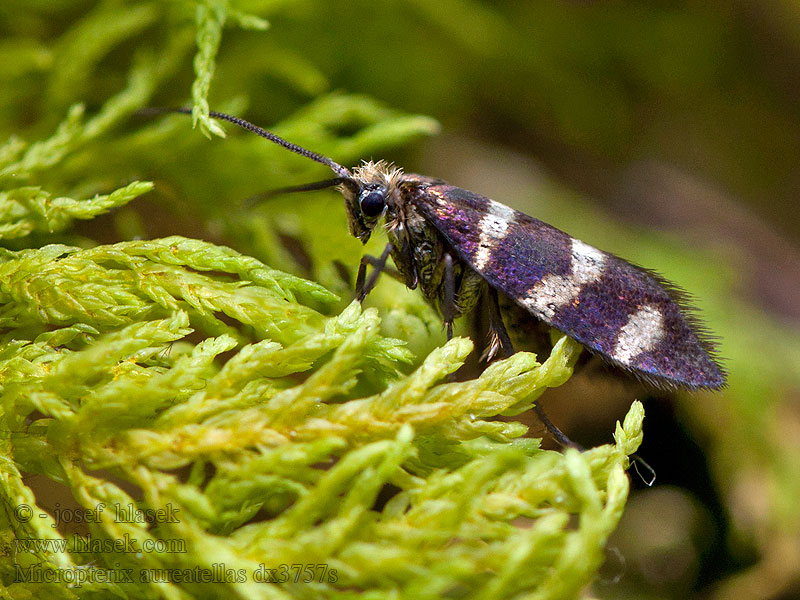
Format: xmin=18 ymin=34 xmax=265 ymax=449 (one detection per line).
xmin=359 ymin=190 xmax=386 ymax=217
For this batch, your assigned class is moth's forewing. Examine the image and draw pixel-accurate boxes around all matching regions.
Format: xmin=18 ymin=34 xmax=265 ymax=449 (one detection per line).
xmin=406 ymin=183 xmax=725 ymax=390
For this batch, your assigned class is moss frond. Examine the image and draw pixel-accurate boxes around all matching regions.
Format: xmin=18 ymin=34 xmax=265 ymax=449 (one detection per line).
xmin=0 ymin=181 xmax=152 ymax=240
xmin=0 ymin=234 xmax=642 ymax=598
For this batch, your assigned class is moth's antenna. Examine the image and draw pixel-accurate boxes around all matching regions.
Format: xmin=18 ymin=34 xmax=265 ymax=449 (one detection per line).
xmin=244 ymin=177 xmax=351 ymax=207
xmin=137 ymin=107 xmax=353 ymax=179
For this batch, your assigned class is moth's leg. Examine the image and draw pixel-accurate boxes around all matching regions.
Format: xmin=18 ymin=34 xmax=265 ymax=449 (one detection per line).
xmin=486 ymin=289 xmax=583 ymax=451
xmin=442 ymin=253 xmax=455 ymax=340
xmin=356 ymin=242 xmax=394 ymax=302
xmin=484 ymin=287 xmax=514 ymax=361
xmin=533 ymin=404 xmax=583 ymax=451
xmin=358 ymin=255 xmax=403 ymax=283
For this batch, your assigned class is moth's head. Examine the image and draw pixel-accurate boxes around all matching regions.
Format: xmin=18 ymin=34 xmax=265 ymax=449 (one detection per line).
xmin=340 ymin=160 xmax=403 ymax=244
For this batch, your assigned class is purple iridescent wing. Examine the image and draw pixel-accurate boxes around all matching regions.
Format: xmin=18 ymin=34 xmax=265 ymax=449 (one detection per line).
xmin=407 ymin=183 xmax=725 ymax=390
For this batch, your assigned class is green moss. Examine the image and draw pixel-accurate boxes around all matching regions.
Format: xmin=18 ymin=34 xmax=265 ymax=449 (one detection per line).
xmin=0 ymin=2 xmax=647 ymax=597
xmin=0 ymin=234 xmax=643 ymax=597
xmin=0 ymin=181 xmax=152 ymax=240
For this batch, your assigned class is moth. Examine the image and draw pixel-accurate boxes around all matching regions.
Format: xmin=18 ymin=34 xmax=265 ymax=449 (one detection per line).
xmin=145 ymin=108 xmax=726 ymax=444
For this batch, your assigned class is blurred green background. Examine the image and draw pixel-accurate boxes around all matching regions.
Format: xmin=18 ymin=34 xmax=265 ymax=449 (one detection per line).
xmin=2 ymin=1 xmax=800 ymax=598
